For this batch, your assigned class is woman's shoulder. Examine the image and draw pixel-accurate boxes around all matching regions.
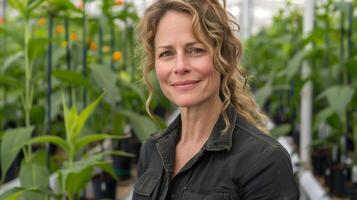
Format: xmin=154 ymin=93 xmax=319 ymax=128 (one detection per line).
xmin=140 ymin=135 xmax=158 ymax=153
xmin=232 ymin=116 xmax=291 ymax=163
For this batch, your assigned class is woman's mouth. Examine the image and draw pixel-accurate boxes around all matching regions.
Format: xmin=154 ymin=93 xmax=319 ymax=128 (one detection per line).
xmin=171 ymin=80 xmax=200 ymax=90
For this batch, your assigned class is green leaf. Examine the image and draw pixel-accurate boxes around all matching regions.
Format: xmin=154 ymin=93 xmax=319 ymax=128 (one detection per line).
xmin=73 ymin=94 xmax=104 ymax=142
xmin=66 ymin=103 xmax=78 ymax=143
xmin=29 ymin=135 xmax=70 ymax=156
xmin=28 ymin=37 xmax=48 ymax=61
xmin=2 ymin=51 xmax=24 ymax=74
xmin=1 ymin=126 xmax=34 ymax=182
xmin=53 ymin=69 xmax=90 ymax=88
xmin=0 ymin=75 xmax=20 ymax=87
xmin=30 ymin=105 xmax=45 ymax=125
xmin=0 ymin=187 xmax=28 ymax=200
xmin=58 ymin=164 xmax=93 ymax=199
xmin=46 ymin=0 xmax=80 ymax=14
xmin=121 ymin=80 xmax=146 ymax=104
xmin=28 ymin=0 xmax=45 ymax=12
xmin=94 ymin=161 xmax=117 ymax=179
xmin=62 ymin=93 xmax=78 ymax=143
xmin=313 ymin=108 xmax=334 ymax=131
xmin=19 ymin=160 xmax=49 ymax=200
xmin=59 ymin=155 xmax=113 ymax=197
xmin=120 ymin=110 xmax=158 ymax=143
xmin=106 ymin=150 xmax=135 ymax=158
xmin=0 ymin=26 xmax=24 ymax=47
xmin=287 ymin=50 xmax=307 ymax=80
xmin=319 ymin=85 xmax=355 ymax=120
xmin=90 ymin=64 xmax=119 ymax=107
xmin=254 ymin=81 xmax=272 ymax=107
xmin=8 ymin=0 xmax=26 ymax=14
xmin=270 ymin=124 xmax=291 ymax=138
xmin=74 ymin=134 xmax=128 ymax=153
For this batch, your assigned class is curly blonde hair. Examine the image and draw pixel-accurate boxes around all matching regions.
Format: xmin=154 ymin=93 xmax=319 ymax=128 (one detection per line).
xmin=138 ymin=0 xmax=268 ymax=133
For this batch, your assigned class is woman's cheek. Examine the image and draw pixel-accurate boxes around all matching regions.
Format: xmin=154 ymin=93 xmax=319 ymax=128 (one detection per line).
xmin=155 ymin=64 xmax=171 ymax=95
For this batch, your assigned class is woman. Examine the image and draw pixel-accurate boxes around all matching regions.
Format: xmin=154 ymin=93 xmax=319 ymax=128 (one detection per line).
xmin=134 ymin=0 xmax=300 ymax=199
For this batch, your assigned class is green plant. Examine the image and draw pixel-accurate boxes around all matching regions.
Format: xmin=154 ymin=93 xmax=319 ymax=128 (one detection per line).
xmin=245 ymin=0 xmax=357 ymax=168
xmin=244 ymin=2 xmax=303 ymax=137
xmin=30 ymin=93 xmax=132 ymax=199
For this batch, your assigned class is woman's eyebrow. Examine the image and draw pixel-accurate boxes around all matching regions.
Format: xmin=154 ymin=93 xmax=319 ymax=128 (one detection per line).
xmin=156 ymin=44 xmax=172 ymax=49
xmin=186 ymin=42 xmax=201 ymax=46
xmin=156 ymin=42 xmax=201 ymax=49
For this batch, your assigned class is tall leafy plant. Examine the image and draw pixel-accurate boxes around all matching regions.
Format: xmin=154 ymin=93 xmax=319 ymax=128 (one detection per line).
xmin=1 ymin=94 xmax=132 ymax=199
xmin=0 ymin=0 xmax=51 ymax=199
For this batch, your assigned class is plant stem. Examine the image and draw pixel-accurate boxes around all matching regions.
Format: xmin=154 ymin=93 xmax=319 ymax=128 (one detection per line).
xmin=24 ymin=19 xmax=31 ymax=127
xmin=24 ymin=18 xmax=33 ymax=160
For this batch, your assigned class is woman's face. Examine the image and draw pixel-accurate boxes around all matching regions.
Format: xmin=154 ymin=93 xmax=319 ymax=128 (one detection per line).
xmin=154 ymin=11 xmax=221 ymax=108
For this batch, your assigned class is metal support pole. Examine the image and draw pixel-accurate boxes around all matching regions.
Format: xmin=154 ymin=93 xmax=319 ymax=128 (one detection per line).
xmin=300 ymin=0 xmax=315 ymax=168
xmin=241 ymin=0 xmax=253 ymax=39
xmin=46 ymin=14 xmax=53 ymax=168
xmin=82 ymin=1 xmax=87 ymax=107
xmin=64 ymin=17 xmax=72 ymax=107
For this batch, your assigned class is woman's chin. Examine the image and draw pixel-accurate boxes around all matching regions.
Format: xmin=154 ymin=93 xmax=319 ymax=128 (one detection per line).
xmin=172 ymin=99 xmax=206 ymax=109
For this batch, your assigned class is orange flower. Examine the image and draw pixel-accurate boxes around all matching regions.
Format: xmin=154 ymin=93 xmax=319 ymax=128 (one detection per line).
xmin=89 ymin=42 xmax=97 ymax=50
xmin=61 ymin=41 xmax=68 ymax=48
xmin=112 ymin=51 xmax=122 ymax=61
xmin=102 ymin=46 xmax=110 ymax=53
xmin=37 ymin=17 xmax=46 ymax=26
xmin=70 ymin=32 xmax=78 ymax=41
xmin=55 ymin=25 xmax=64 ymax=34
xmin=0 ymin=16 xmax=4 ymax=25
xmin=115 ymin=0 xmax=124 ymax=5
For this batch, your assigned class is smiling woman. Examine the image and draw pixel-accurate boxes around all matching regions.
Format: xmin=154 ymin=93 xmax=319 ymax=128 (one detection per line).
xmin=135 ymin=0 xmax=300 ymax=199
xmin=154 ymin=11 xmax=221 ymax=108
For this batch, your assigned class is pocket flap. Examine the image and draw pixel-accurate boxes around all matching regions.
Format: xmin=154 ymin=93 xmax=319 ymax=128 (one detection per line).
xmin=134 ymin=171 xmax=160 ymax=196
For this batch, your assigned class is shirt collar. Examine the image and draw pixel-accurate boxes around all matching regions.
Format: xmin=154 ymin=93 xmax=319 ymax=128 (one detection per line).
xmin=152 ymin=104 xmax=237 ymax=152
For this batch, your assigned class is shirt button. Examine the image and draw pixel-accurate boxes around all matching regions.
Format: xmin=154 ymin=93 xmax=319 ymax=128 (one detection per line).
xmin=171 ymin=194 xmax=175 ymax=199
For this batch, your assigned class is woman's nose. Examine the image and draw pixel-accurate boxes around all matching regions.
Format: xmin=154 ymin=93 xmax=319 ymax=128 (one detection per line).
xmin=174 ymin=53 xmax=190 ymax=74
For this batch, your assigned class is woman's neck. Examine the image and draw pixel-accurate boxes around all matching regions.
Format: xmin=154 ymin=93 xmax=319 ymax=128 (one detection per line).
xmin=178 ymin=97 xmax=223 ymax=145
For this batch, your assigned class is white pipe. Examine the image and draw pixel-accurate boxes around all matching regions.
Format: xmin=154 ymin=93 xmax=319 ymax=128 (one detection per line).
xmin=300 ymin=0 xmax=315 ymax=168
xmin=299 ymin=170 xmax=330 ymax=200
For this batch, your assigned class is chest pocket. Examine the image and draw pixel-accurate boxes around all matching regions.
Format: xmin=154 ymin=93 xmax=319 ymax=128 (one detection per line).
xmin=133 ymin=170 xmax=160 ymax=199
xmin=181 ymin=188 xmax=231 ymax=200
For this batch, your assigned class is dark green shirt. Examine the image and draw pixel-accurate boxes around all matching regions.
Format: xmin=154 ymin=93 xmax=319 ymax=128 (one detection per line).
xmin=133 ymin=105 xmax=300 ymax=200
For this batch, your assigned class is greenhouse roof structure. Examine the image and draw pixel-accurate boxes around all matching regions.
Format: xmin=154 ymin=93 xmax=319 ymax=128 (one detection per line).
xmin=133 ymin=0 xmax=305 ymax=37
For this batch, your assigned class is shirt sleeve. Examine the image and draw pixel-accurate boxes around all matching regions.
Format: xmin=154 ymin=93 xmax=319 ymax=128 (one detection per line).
xmin=241 ymin=146 xmax=300 ymax=200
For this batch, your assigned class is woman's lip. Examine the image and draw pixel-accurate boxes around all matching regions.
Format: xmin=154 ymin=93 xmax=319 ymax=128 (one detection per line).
xmin=171 ymin=80 xmax=200 ymax=86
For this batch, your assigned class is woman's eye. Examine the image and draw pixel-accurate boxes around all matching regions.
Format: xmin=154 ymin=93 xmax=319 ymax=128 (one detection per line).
xmin=189 ymin=48 xmax=205 ymax=55
xmin=159 ymin=51 xmax=173 ymax=58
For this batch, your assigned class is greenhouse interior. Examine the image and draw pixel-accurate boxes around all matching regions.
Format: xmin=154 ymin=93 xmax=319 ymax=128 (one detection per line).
xmin=0 ymin=0 xmax=356 ymax=199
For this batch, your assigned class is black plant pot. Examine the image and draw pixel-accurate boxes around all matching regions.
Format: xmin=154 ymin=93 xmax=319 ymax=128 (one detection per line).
xmin=92 ymin=173 xmax=117 ymax=200
xmin=311 ymin=148 xmax=330 ymax=176
xmin=328 ymin=165 xmax=348 ymax=197
xmin=349 ymin=184 xmax=357 ymax=200
xmin=113 ymin=138 xmax=132 ymax=180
